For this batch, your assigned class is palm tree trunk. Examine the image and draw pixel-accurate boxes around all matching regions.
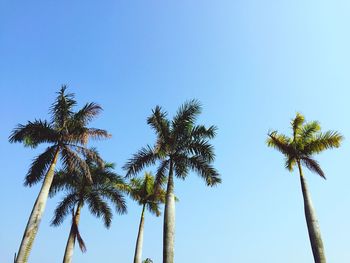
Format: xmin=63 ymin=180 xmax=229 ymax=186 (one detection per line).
xmin=15 ymin=147 xmax=60 ymax=263
xmin=297 ymin=161 xmax=326 ymax=263
xmin=163 ymin=160 xmax=175 ymax=263
xmin=133 ymin=204 xmax=146 ymax=263
xmin=63 ymin=202 xmax=83 ymax=263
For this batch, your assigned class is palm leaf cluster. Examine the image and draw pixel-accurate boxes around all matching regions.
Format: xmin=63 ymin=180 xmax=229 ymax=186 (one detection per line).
xmin=128 ymin=172 xmax=166 ymax=216
xmin=50 ymin=157 xmax=127 ymax=251
xmin=9 ymin=86 xmax=110 ymax=186
xmin=124 ymin=99 xmax=221 ymax=187
xmin=267 ymin=113 xmax=343 ymax=178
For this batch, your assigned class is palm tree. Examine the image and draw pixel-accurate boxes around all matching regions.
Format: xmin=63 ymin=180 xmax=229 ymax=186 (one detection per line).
xmin=49 ymin=157 xmax=127 ymax=263
xmin=124 ymin=100 xmax=221 ymax=263
xmin=267 ymin=113 xmax=343 ymax=263
xmin=128 ymin=172 xmax=166 ymax=263
xmin=142 ymin=259 xmax=153 ymax=263
xmin=9 ymin=86 xmax=110 ymax=263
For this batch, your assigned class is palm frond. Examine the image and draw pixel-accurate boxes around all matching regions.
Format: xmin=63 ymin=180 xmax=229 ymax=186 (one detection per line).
xmin=61 ymin=146 xmax=92 ymax=182
xmin=49 ymin=170 xmax=77 ymax=197
xmin=187 ymin=156 xmax=221 ymax=186
xmin=267 ymin=132 xmax=293 ymax=156
xmin=100 ymin=188 xmax=127 ymax=215
xmin=154 ymin=159 xmax=169 ymax=188
xmin=300 ymin=156 xmax=326 ymax=179
xmin=299 ymin=121 xmax=320 ymax=142
xmin=172 ymin=99 xmax=202 ymax=137
xmin=25 ymin=146 xmax=58 ymax=187
xmin=186 ymin=139 xmax=215 ymax=162
xmin=71 ymin=214 xmax=87 ymax=252
xmin=304 ymin=131 xmax=343 ymax=154
xmin=191 ymin=125 xmax=217 ymax=139
xmin=9 ymin=120 xmax=58 ymax=148
xmin=284 ymin=156 xmax=296 ymax=172
xmin=123 ymin=145 xmax=159 ymax=177
xmin=50 ymin=86 xmax=77 ymax=128
xmin=73 ymin=102 xmax=103 ymax=126
xmin=147 ymin=105 xmax=170 ymax=141
xmin=291 ymin=113 xmax=305 ymax=138
xmin=51 ymin=193 xmax=77 ymax=226
xmin=87 ymin=193 xmax=113 ymax=228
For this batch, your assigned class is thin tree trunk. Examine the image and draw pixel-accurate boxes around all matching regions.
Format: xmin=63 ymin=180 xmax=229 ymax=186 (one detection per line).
xmin=163 ymin=160 xmax=175 ymax=263
xmin=133 ymin=204 xmax=146 ymax=263
xmin=63 ymin=202 xmax=83 ymax=263
xmin=16 ymin=148 xmax=60 ymax=263
xmin=297 ymin=161 xmax=326 ymax=263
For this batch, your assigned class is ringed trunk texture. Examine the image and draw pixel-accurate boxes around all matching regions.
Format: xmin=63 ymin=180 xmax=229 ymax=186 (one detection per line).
xmin=133 ymin=204 xmax=146 ymax=263
xmin=16 ymin=148 xmax=60 ymax=263
xmin=297 ymin=162 xmax=326 ymax=263
xmin=63 ymin=203 xmax=83 ymax=263
xmin=163 ymin=161 xmax=175 ymax=263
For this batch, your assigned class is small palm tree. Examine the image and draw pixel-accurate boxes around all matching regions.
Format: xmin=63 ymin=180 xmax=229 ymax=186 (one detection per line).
xmin=267 ymin=113 xmax=343 ymax=263
xmin=142 ymin=259 xmax=153 ymax=263
xmin=9 ymin=86 xmax=109 ymax=263
xmin=49 ymin=156 xmax=127 ymax=263
xmin=129 ymin=172 xmax=166 ymax=263
xmin=124 ymin=100 xmax=221 ymax=263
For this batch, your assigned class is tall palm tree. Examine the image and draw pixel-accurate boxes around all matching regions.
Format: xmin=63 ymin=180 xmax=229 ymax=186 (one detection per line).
xmin=124 ymin=100 xmax=221 ymax=263
xmin=9 ymin=86 xmax=110 ymax=263
xmin=129 ymin=172 xmax=166 ymax=263
xmin=267 ymin=113 xmax=343 ymax=263
xmin=49 ymin=157 xmax=127 ymax=263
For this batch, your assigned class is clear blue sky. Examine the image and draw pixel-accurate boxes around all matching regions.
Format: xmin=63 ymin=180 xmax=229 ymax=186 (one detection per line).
xmin=1 ymin=0 xmax=350 ymax=262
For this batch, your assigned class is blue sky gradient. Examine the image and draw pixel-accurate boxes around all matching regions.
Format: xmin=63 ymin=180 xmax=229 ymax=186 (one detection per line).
xmin=1 ymin=0 xmax=350 ymax=262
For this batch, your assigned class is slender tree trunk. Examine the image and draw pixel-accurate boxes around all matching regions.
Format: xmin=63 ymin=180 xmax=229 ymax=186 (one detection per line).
xmin=63 ymin=202 xmax=83 ymax=263
xmin=133 ymin=204 xmax=146 ymax=263
xmin=297 ymin=161 xmax=326 ymax=263
xmin=16 ymin=147 xmax=60 ymax=263
xmin=163 ymin=160 xmax=175 ymax=263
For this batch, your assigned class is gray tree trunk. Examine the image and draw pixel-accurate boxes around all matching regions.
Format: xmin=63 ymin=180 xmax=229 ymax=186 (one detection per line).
xmin=15 ymin=148 xmax=60 ymax=263
xmin=163 ymin=161 xmax=175 ymax=263
xmin=297 ymin=162 xmax=326 ymax=263
xmin=133 ymin=204 xmax=146 ymax=263
xmin=63 ymin=203 xmax=83 ymax=263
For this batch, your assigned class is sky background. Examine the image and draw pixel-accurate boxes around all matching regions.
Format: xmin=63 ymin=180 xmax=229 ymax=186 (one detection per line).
xmin=1 ymin=0 xmax=350 ymax=262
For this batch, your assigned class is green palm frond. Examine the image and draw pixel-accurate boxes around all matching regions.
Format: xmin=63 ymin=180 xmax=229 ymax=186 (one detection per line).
xmin=51 ymin=193 xmax=77 ymax=226
xmin=50 ymin=86 xmax=77 ymax=128
xmin=267 ymin=113 xmax=342 ymax=178
xmin=186 ymin=138 xmax=215 ymax=162
xmin=25 ymin=146 xmax=58 ymax=186
xmin=123 ymin=146 xmax=158 ymax=177
xmin=73 ymin=102 xmax=102 ymax=126
xmin=9 ymin=120 xmax=58 ymax=148
xmin=172 ymin=99 xmax=202 ymax=137
xmin=304 ymin=131 xmax=343 ymax=154
xmin=187 ymin=156 xmax=221 ymax=186
xmin=291 ymin=113 xmax=305 ymax=138
xmin=299 ymin=121 xmax=320 ymax=142
xmin=191 ymin=125 xmax=217 ymax=139
xmin=284 ymin=156 xmax=296 ymax=172
xmin=267 ymin=132 xmax=293 ymax=156
xmin=61 ymin=146 xmax=91 ymax=182
xmin=87 ymin=192 xmax=112 ymax=228
xmin=154 ymin=159 xmax=169 ymax=187
xmin=147 ymin=105 xmax=170 ymax=141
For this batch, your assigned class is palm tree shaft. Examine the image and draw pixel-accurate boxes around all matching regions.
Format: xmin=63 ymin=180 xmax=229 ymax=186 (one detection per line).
xmin=134 ymin=204 xmax=146 ymax=263
xmin=63 ymin=203 xmax=83 ymax=263
xmin=163 ymin=163 xmax=175 ymax=263
xmin=298 ymin=162 xmax=326 ymax=263
xmin=16 ymin=148 xmax=60 ymax=263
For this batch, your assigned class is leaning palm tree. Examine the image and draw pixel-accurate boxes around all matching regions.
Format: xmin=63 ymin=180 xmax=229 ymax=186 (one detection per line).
xmin=9 ymin=86 xmax=110 ymax=263
xmin=49 ymin=157 xmax=127 ymax=263
xmin=129 ymin=172 xmax=166 ymax=263
xmin=124 ymin=100 xmax=221 ymax=263
xmin=267 ymin=113 xmax=343 ymax=263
